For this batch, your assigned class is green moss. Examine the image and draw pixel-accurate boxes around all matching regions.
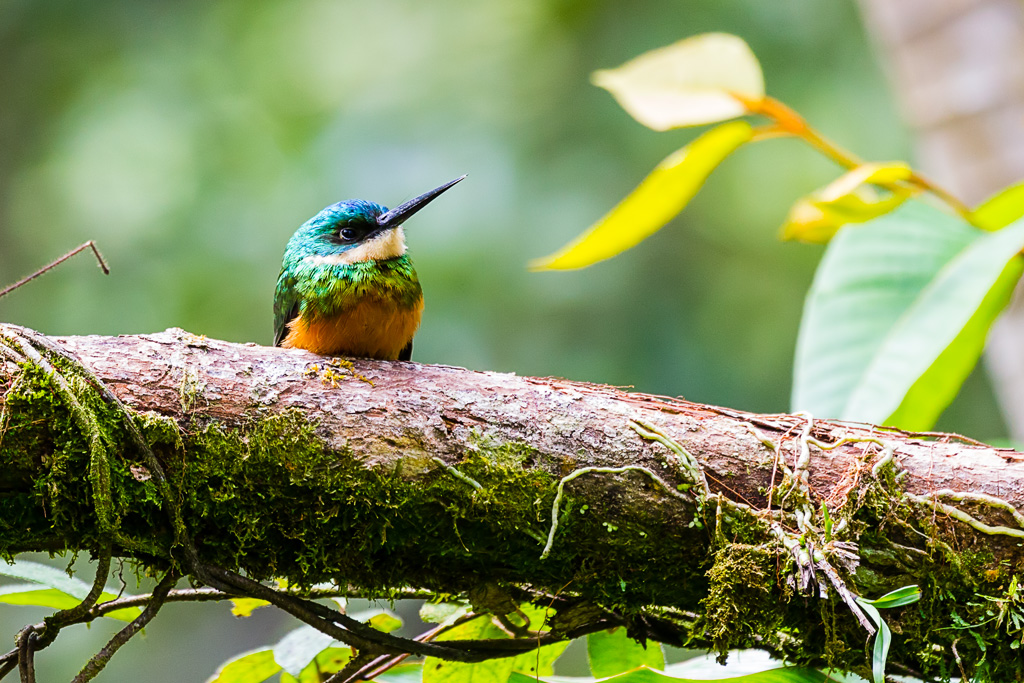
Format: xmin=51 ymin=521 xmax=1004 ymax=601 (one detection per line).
xmin=697 ymin=543 xmax=781 ymax=656
xmin=5 ymin=352 xmax=1024 ymax=679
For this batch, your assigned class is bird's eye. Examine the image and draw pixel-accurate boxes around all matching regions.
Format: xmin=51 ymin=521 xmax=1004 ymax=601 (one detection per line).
xmin=340 ymin=227 xmax=358 ymax=241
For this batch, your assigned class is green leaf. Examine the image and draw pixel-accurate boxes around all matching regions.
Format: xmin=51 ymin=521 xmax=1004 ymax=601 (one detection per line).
xmin=853 ymin=584 xmax=920 ymax=683
xmin=588 ymin=628 xmax=664 ymax=677
xmin=377 ymin=661 xmax=426 ymax=683
xmin=511 ymin=642 xmax=570 ymax=679
xmin=592 ymin=33 xmax=764 ymax=130
xmin=792 ymin=201 xmax=1024 ymax=429
xmin=423 ymin=606 xmax=568 ymax=683
xmin=871 ymin=622 xmax=891 ymax=683
xmin=971 ymin=180 xmax=1024 ymax=231
xmin=271 ymin=606 xmax=389 ymax=677
xmin=419 ymin=601 xmax=470 ymax=624
xmin=531 ymin=121 xmax=753 ymax=270
xmin=424 ymin=652 xmax=513 ymax=683
xmin=283 ymin=647 xmax=351 ymax=683
xmin=425 ymin=615 xmax=513 ymax=683
xmin=273 ymin=625 xmax=338 ymax=678
xmin=502 ymin=604 xmax=565 ymax=677
xmin=205 ymin=647 xmax=281 ymax=683
xmin=0 ymin=585 xmax=139 ymax=622
xmin=853 ymin=601 xmax=887 ymax=683
xmin=0 ymin=561 xmax=140 ymax=621
xmin=859 ymin=585 xmax=921 ymax=609
xmin=350 ymin=607 xmax=403 ymax=633
xmin=508 ymin=665 xmax=827 ymax=683
xmin=229 ymin=598 xmax=270 ymax=617
xmin=780 ymin=162 xmax=915 ymax=244
xmin=0 ymin=560 xmax=99 ymax=598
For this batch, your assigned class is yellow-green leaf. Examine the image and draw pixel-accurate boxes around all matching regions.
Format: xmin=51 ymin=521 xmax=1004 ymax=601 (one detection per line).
xmin=375 ymin=661 xmax=425 ymax=683
xmin=350 ymin=608 xmax=403 ymax=633
xmin=0 ymin=587 xmax=140 ymax=622
xmin=588 ymin=627 xmax=665 ymax=677
xmin=592 ymin=33 xmax=764 ymax=130
xmin=531 ymin=121 xmax=753 ymax=270
xmin=287 ymin=647 xmax=351 ymax=683
xmin=507 ymin=666 xmax=827 ymax=683
xmin=230 ymin=597 xmax=270 ymax=617
xmin=780 ymin=199 xmax=840 ymax=245
xmin=781 ymin=162 xmax=915 ymax=244
xmin=205 ymin=648 xmax=280 ymax=683
xmin=424 ymin=615 xmax=512 ymax=683
xmin=817 ymin=161 xmax=913 ymax=200
xmin=509 ymin=604 xmax=568 ymax=677
xmin=971 ymin=180 xmax=1024 ymax=231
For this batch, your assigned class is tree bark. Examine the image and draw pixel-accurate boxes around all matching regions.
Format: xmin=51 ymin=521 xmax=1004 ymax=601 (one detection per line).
xmin=2 ymin=325 xmax=1024 ymax=678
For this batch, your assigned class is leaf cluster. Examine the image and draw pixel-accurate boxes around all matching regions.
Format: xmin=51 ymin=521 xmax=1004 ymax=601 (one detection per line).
xmin=532 ymin=32 xmax=1024 ymax=432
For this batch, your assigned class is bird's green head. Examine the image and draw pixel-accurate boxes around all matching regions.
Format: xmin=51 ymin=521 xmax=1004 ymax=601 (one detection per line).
xmin=282 ymin=175 xmax=466 ymax=269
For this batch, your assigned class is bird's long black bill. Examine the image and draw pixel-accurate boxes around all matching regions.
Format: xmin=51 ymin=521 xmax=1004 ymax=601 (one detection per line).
xmin=376 ymin=175 xmax=467 ymax=229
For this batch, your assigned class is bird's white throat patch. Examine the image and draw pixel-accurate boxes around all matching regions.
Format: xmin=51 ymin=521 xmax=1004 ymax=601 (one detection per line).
xmin=305 ymin=227 xmax=407 ymax=266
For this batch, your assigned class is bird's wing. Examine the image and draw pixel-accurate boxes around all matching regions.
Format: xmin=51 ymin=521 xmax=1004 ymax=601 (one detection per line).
xmin=398 ymin=340 xmax=413 ymax=361
xmin=273 ymin=273 xmax=300 ymax=347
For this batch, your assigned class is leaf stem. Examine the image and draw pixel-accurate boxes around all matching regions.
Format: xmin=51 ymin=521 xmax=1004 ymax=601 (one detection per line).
xmin=906 ymin=170 xmax=973 ymax=220
xmin=748 ymin=96 xmax=973 ymax=221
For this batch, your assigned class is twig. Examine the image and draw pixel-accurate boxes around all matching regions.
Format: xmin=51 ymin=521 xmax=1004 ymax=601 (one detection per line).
xmin=814 ymin=557 xmax=876 ymax=635
xmin=71 ymin=569 xmax=178 ymax=683
xmin=15 ymin=628 xmax=36 ymax=683
xmin=951 ymin=640 xmax=968 ymax=682
xmin=0 ymin=544 xmax=113 ymax=676
xmin=0 ymin=583 xmax=436 ymax=681
xmin=197 ymin=564 xmax=493 ymax=661
xmin=336 ymin=615 xmax=482 ymax=683
xmin=35 ymin=543 xmax=112 ymax=649
xmin=766 ymin=523 xmax=875 ymax=634
xmin=324 ymin=653 xmax=378 ymax=683
xmin=0 ymin=242 xmax=109 ymax=301
xmin=83 ymin=585 xmax=391 ymax=618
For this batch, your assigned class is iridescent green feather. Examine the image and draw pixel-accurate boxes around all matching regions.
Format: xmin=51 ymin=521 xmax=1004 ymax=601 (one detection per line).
xmin=273 ymin=255 xmax=422 ymax=347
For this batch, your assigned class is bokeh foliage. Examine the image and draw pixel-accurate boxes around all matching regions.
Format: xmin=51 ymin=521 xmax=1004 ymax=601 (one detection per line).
xmin=0 ymin=0 xmax=1010 ymax=679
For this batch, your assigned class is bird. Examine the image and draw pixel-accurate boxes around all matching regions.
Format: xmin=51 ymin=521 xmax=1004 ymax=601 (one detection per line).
xmin=273 ymin=175 xmax=465 ymax=360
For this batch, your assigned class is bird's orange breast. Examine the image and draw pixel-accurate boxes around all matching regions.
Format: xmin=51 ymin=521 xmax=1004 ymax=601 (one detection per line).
xmin=281 ymin=296 xmax=424 ymax=360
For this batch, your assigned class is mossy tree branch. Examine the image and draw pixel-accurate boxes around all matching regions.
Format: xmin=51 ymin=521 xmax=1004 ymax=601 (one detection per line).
xmin=2 ymin=325 xmax=1024 ymax=679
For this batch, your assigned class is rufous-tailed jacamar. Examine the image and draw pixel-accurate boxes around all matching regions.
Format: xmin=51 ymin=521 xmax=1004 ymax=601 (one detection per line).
xmin=273 ymin=175 xmax=465 ymax=360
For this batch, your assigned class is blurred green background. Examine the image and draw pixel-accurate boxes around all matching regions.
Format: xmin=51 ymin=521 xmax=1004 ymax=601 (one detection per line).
xmin=0 ymin=0 xmax=1008 ymax=680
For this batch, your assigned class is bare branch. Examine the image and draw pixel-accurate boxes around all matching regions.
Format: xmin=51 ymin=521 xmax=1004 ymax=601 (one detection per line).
xmin=0 ymin=242 xmax=108 ymax=301
xmin=71 ymin=569 xmax=178 ymax=683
